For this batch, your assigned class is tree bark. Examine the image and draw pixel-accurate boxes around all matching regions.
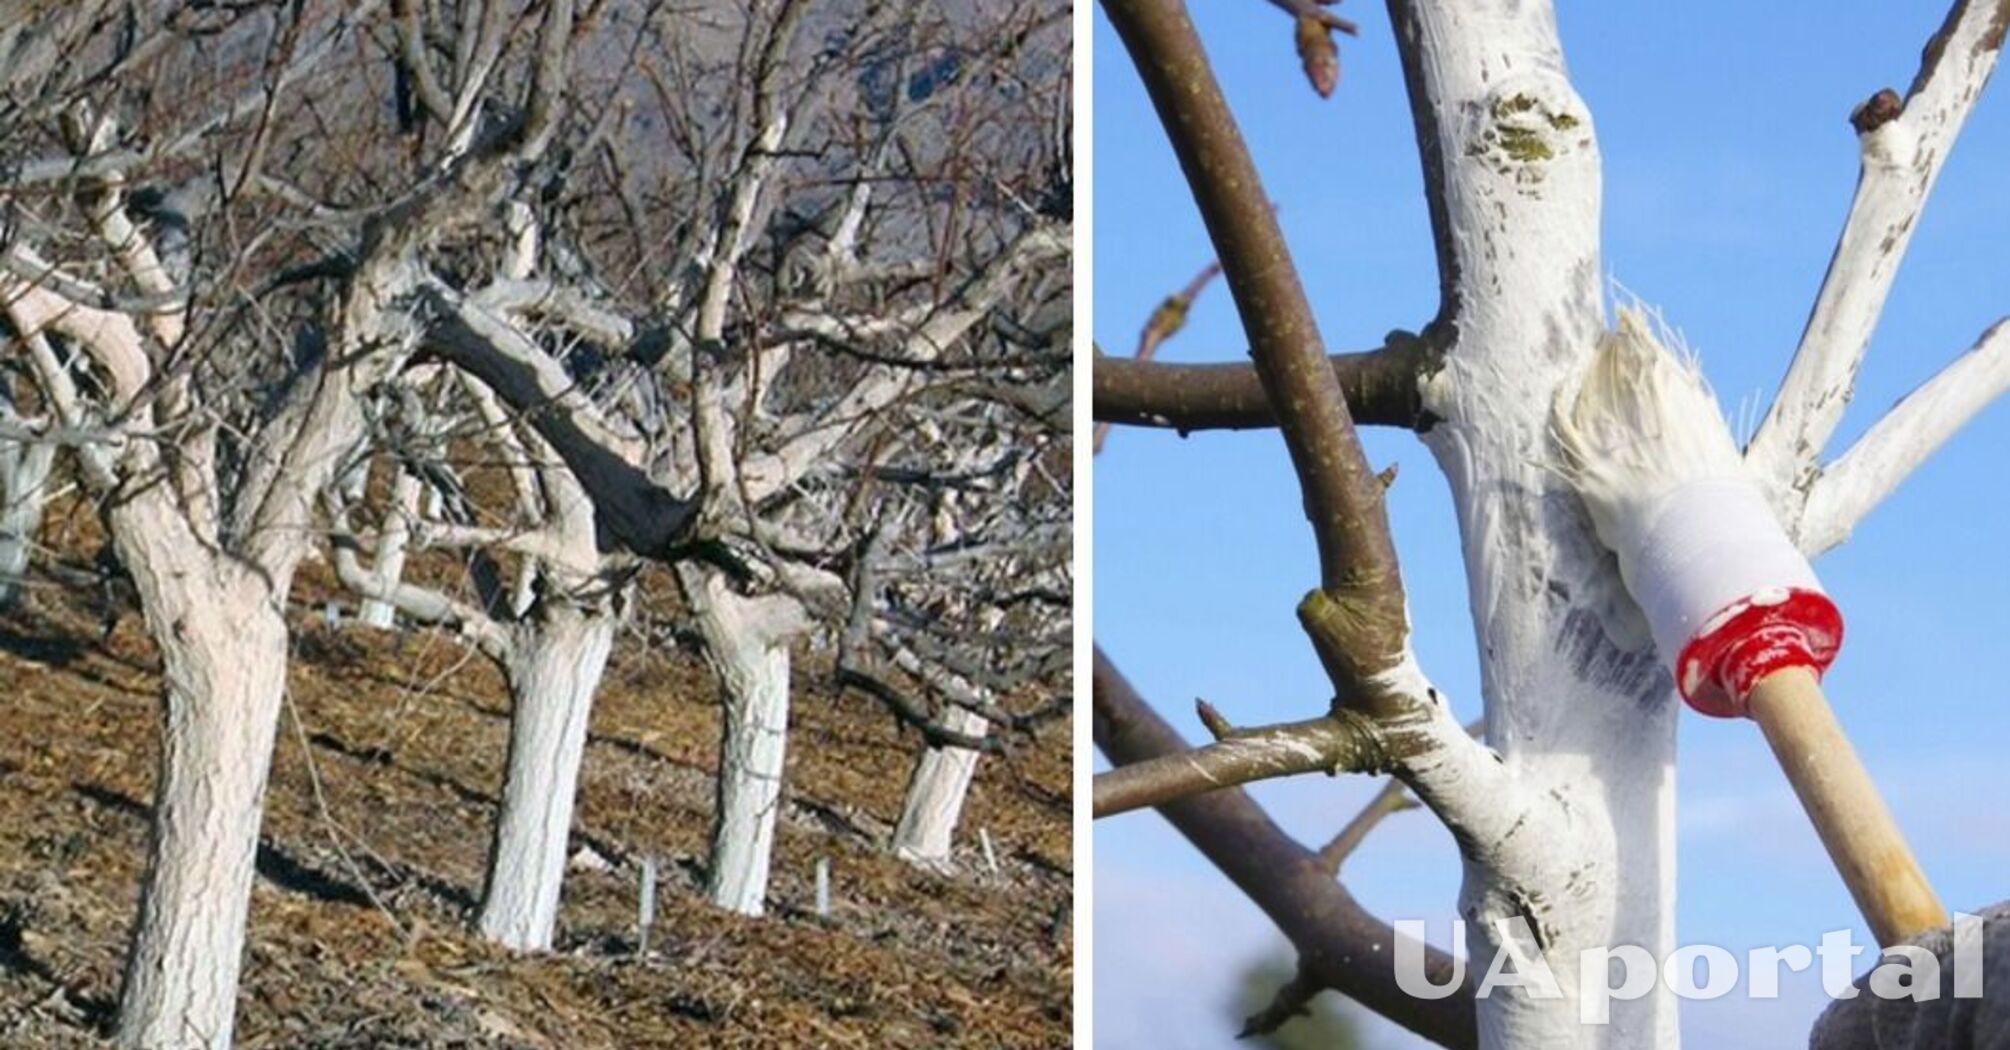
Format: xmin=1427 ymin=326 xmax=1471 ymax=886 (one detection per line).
xmin=475 ymin=599 xmax=616 ymax=950
xmin=113 ymin=537 xmax=288 ymax=1050
xmin=357 ymin=465 xmax=422 ymax=629
xmin=685 ymin=567 xmax=804 ymax=917
xmin=0 ymin=435 xmax=53 ymax=609
xmin=889 ymin=703 xmax=987 ymax=868
xmin=1391 ymin=2 xmax=1679 ymax=1045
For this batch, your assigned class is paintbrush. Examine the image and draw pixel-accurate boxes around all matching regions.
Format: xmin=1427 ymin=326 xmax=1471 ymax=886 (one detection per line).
xmin=1554 ymin=307 xmax=1947 ymax=947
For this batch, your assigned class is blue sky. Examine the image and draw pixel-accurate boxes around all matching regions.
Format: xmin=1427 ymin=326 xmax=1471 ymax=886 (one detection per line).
xmin=1092 ymin=4 xmax=2010 ymax=1047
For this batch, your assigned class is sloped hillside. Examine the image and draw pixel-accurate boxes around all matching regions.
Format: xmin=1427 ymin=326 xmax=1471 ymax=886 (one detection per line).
xmin=0 ymin=560 xmax=1071 ymax=1048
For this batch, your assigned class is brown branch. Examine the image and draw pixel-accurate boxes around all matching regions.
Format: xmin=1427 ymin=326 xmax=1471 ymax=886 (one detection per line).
xmin=1093 ymin=331 xmax=1434 ymax=433
xmin=1093 ymin=705 xmax=1387 ymax=818
xmin=1313 ymin=716 xmax=1480 ymax=874
xmin=1094 ymin=647 xmax=1476 ymax=1050
xmin=1258 ymin=0 xmax=1360 ymax=35
xmin=1092 ymin=260 xmax=1222 ymax=453
xmin=1104 ymin=0 xmax=1410 ymax=716
xmin=1315 ymin=777 xmax=1417 ymax=875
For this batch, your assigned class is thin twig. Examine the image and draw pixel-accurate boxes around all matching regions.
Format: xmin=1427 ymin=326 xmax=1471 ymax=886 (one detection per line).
xmin=282 ymin=689 xmax=413 ymax=944
xmin=1092 ymin=260 xmax=1221 ymax=453
xmin=1093 ymin=646 xmax=1476 ymax=1049
xmin=1315 ymin=777 xmax=1416 ymax=875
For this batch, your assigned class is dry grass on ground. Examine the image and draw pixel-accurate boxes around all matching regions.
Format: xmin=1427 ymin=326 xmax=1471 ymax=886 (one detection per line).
xmin=0 ymin=562 xmax=1071 ymax=1048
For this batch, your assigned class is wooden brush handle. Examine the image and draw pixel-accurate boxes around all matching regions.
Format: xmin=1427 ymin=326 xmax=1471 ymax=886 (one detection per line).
xmin=1746 ymin=666 xmax=1948 ymax=946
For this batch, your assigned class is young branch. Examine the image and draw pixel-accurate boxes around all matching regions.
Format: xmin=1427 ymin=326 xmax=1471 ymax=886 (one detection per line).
xmin=1093 ymin=331 xmax=1434 ymax=433
xmin=1092 ymin=261 xmax=1221 ymax=453
xmin=1747 ymin=0 xmax=2010 ymax=497
xmin=1797 ymin=317 xmax=2010 ymax=552
xmin=1093 ymin=706 xmax=1390 ymax=818
xmin=1316 ymin=776 xmax=1418 ymax=876
xmin=1094 ymin=647 xmax=1476 ymax=1050
xmin=1102 ymin=0 xmax=1408 ymax=714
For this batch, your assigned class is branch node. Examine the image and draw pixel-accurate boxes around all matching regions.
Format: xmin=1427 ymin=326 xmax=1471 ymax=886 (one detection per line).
xmin=1850 ymin=88 xmax=1903 ymax=135
xmin=1196 ymin=697 xmax=1235 ymax=740
xmin=1239 ymin=967 xmax=1319 ymax=1039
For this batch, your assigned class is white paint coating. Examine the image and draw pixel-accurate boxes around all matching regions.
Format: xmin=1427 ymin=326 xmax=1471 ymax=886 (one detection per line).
xmin=1798 ymin=318 xmax=2010 ymax=553
xmin=1748 ymin=0 xmax=2010 ymax=504
xmin=891 ymin=702 xmax=989 ymax=867
xmin=1396 ymin=5 xmax=1680 ymax=1045
xmin=685 ymin=567 xmax=807 ymax=917
xmin=477 ymin=604 xmax=616 ymax=950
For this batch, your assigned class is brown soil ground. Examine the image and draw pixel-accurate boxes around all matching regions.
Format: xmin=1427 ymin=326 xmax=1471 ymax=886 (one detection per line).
xmin=0 ymin=556 xmax=1071 ymax=1048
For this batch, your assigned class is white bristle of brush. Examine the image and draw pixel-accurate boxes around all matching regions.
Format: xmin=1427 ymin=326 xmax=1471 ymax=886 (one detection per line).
xmin=1553 ymin=306 xmax=1823 ymax=670
xmin=1552 ymin=307 xmax=1745 ymax=547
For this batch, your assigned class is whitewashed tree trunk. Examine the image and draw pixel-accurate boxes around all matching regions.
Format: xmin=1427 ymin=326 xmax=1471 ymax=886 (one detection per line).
xmin=357 ymin=465 xmax=422 ymax=628
xmin=476 ymin=600 xmax=616 ymax=950
xmin=890 ymin=703 xmax=987 ymax=868
xmin=1395 ymin=3 xmax=1679 ymax=1046
xmin=0 ymin=436 xmax=53 ymax=608
xmin=113 ymin=532 xmax=288 ymax=1050
xmin=685 ymin=567 xmax=806 ymax=917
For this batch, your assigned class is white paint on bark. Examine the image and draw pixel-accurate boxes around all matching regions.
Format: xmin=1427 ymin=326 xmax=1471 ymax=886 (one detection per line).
xmin=890 ymin=702 xmax=988 ymax=868
xmin=357 ymin=466 xmax=422 ymax=628
xmin=686 ymin=567 xmax=806 ymax=917
xmin=1747 ymin=0 xmax=2010 ymax=503
xmin=1395 ymin=3 xmax=1679 ymax=1045
xmin=0 ymin=426 xmax=53 ymax=607
xmin=476 ymin=601 xmax=616 ymax=951
xmin=112 ymin=525 xmax=288 ymax=1050
xmin=1797 ymin=317 xmax=2010 ymax=553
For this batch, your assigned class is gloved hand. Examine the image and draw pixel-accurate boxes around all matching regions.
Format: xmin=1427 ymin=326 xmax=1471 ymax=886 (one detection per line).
xmin=1810 ymin=902 xmax=2010 ymax=1049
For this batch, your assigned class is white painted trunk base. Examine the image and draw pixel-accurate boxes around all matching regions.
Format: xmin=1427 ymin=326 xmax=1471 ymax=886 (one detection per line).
xmin=476 ymin=604 xmax=615 ymax=950
xmin=358 ymin=468 xmax=422 ymax=629
xmin=115 ymin=583 xmax=288 ymax=1050
xmin=686 ymin=570 xmax=804 ymax=918
xmin=707 ymin=635 xmax=790 ymax=916
xmin=890 ymin=704 xmax=987 ymax=868
xmin=0 ymin=437 xmax=53 ymax=607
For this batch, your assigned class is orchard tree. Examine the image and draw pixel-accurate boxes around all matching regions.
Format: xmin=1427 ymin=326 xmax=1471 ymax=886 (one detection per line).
xmin=2 ymin=4 xmax=1067 ymax=1047
xmin=0 ymin=1 xmax=593 ymax=1043
xmin=418 ymin=0 xmax=1071 ymax=910
xmin=1092 ymin=1 xmax=2010 ymax=1048
xmin=840 ymin=399 xmax=1073 ymax=868
xmin=324 ymin=357 xmax=631 ymax=952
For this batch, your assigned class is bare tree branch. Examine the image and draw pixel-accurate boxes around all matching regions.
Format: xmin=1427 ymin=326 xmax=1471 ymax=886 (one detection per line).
xmin=1747 ymin=0 xmax=2010 ymax=497
xmin=1102 ymin=0 xmax=1409 ymax=715
xmin=1315 ymin=776 xmax=1418 ymax=875
xmin=1093 ymin=330 xmax=1435 ymax=434
xmin=1094 ymin=647 xmax=1476 ymax=1050
xmin=1094 ymin=704 xmax=1390 ymax=818
xmin=1798 ymin=316 xmax=2010 ymax=552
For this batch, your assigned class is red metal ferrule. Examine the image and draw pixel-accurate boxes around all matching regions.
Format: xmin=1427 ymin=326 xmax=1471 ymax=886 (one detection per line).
xmin=1673 ymin=587 xmax=1843 ymax=719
